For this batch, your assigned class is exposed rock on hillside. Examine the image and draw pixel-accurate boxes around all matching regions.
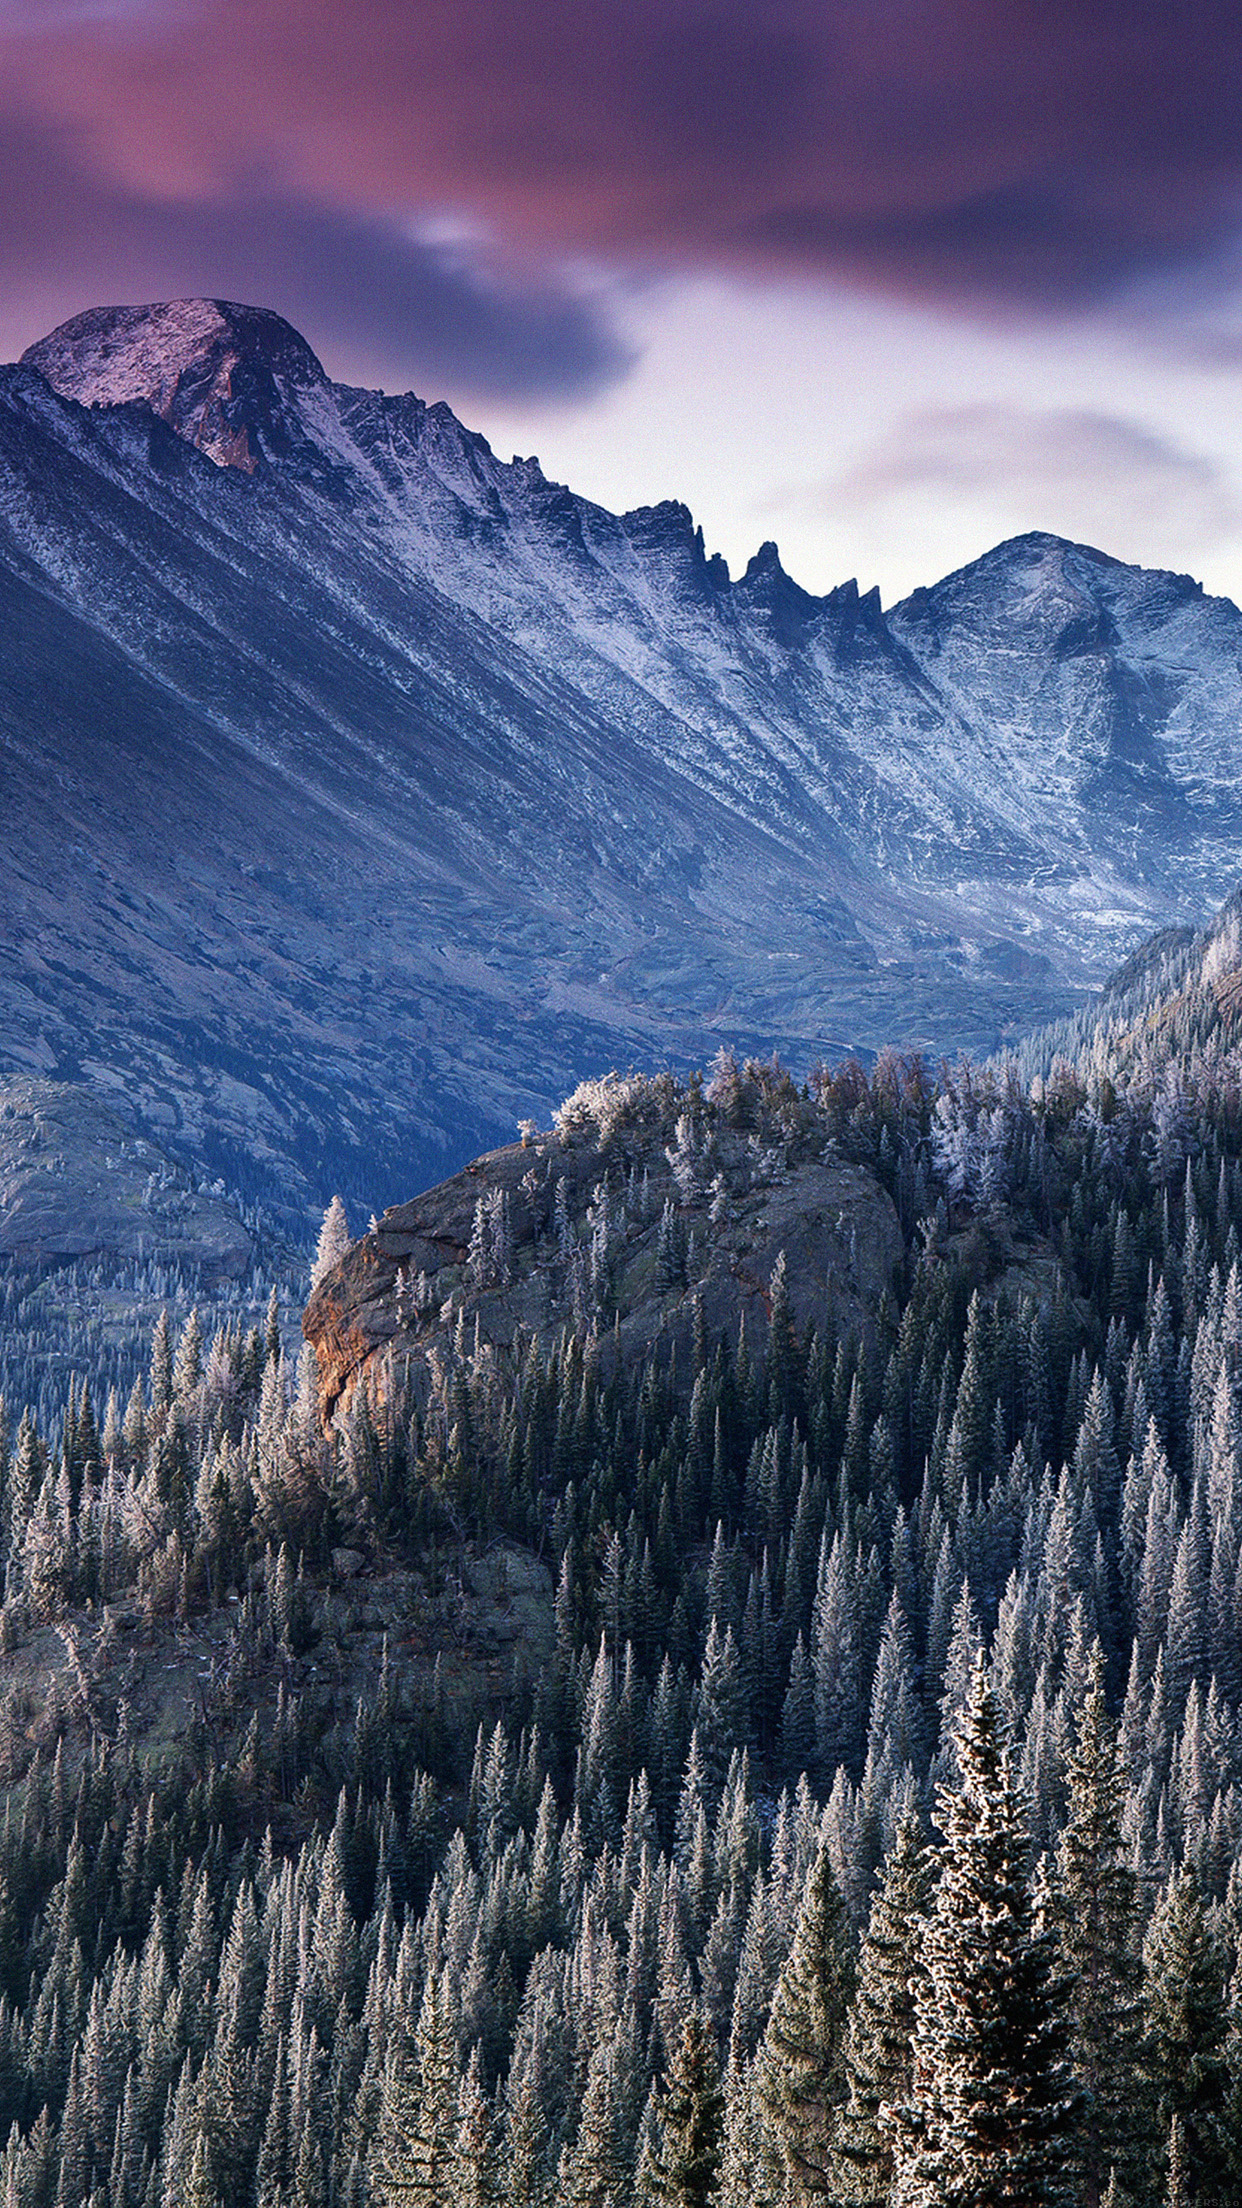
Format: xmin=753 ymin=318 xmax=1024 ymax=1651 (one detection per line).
xmin=304 ymin=1067 xmax=903 ymax=1419
xmin=22 ymin=299 xmax=329 ymax=473
xmin=0 ymin=1078 xmax=252 ymax=1276
xmin=0 ymin=1540 xmax=552 ymax=1803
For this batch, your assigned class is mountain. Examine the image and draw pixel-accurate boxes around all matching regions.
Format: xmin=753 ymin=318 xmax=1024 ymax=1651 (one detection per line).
xmin=4 ymin=296 xmax=1242 ymax=1231
xmin=1006 ymin=878 xmax=1242 ymax=1094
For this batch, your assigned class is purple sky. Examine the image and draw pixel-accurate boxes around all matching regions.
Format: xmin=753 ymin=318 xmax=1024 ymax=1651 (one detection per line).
xmin=6 ymin=0 xmax=1242 ymax=598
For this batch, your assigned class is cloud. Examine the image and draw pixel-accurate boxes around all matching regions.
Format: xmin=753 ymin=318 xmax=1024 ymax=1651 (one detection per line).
xmin=8 ymin=0 xmax=1242 ymax=326
xmin=751 ymin=181 xmax=1199 ymax=313
xmin=0 ymin=114 xmax=632 ymax=401
xmin=822 ymin=405 xmax=1242 ymax=563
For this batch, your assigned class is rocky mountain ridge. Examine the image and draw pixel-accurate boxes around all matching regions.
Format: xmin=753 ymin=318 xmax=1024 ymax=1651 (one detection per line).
xmin=4 ymin=297 xmax=1242 ymax=1227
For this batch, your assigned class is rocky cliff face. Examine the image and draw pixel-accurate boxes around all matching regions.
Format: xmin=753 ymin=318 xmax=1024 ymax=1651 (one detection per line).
xmin=22 ymin=300 xmax=329 ymax=472
xmin=303 ymin=1072 xmax=903 ymax=1420
xmin=4 ymin=298 xmax=1242 ymax=1227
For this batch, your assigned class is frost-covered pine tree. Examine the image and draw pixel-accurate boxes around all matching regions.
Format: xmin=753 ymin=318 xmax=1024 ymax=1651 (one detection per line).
xmin=371 ymin=1969 xmax=460 ymax=2206
xmin=750 ymin=1833 xmax=855 ymax=2203
xmin=640 ymin=2007 xmax=724 ymax=2208
xmin=182 ymin=2129 xmax=223 ymax=2208
xmin=172 ymin=1306 xmax=203 ymax=1407
xmin=895 ymin=1656 xmax=1081 ymax=2208
xmin=666 ymin=1112 xmax=702 ymax=1204
xmin=454 ymin=2047 xmax=501 ymax=2208
xmin=834 ymin=1812 xmax=933 ymax=2203
xmin=149 ymin=1306 xmax=173 ymax=1413
xmin=310 ymin=1195 xmax=351 ymax=1290
xmin=1141 ymin=1867 xmax=1236 ymax=2202
xmin=557 ymin=2044 xmax=631 ymax=2208
xmin=1048 ymin=1648 xmax=1150 ymax=2207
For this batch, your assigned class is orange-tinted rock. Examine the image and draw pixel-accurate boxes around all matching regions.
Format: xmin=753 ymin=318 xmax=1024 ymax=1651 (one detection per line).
xmin=304 ymin=1117 xmax=903 ymax=1421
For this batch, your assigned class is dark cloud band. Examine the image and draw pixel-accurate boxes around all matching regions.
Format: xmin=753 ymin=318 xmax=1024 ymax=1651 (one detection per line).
xmin=6 ymin=0 xmax=1242 ymax=363
xmin=0 ymin=111 xmax=630 ymax=400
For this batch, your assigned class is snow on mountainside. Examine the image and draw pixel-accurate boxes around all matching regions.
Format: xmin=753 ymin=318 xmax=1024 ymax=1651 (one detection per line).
xmin=3 ymin=296 xmax=1242 ymax=1229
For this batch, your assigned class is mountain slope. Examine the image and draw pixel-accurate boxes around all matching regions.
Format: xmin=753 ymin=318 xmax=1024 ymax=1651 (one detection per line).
xmin=1008 ymin=879 xmax=1242 ymax=1094
xmin=5 ymin=297 xmax=1242 ymax=1226
xmin=0 ymin=1077 xmax=251 ymax=1275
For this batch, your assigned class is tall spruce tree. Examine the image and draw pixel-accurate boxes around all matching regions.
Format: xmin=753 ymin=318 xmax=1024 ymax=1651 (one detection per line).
xmin=181 ymin=2131 xmax=222 ymax=2208
xmin=834 ymin=1812 xmax=933 ymax=2203
xmin=640 ymin=2007 xmax=725 ymax=2208
xmin=1049 ymin=1648 xmax=1151 ymax=2206
xmin=453 ymin=2049 xmax=500 ymax=2208
xmin=750 ymin=1833 xmax=855 ymax=2203
xmin=896 ymin=1657 xmax=1082 ymax=2208
xmin=311 ymin=1197 xmax=352 ymax=1291
xmin=1141 ymin=1867 xmax=1237 ymax=2204
xmin=557 ymin=2045 xmax=631 ymax=2208
xmin=371 ymin=1970 xmax=461 ymax=2207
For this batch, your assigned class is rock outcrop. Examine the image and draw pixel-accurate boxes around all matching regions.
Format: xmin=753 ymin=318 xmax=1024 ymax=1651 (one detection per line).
xmin=304 ymin=1075 xmax=903 ymax=1419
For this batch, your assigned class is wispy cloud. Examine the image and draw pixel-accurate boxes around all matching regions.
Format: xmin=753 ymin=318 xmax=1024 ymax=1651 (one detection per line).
xmin=821 ymin=405 xmax=1242 ymax=565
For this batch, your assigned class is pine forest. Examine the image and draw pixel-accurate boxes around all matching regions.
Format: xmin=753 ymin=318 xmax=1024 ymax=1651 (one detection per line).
xmin=6 ymin=899 xmax=1242 ymax=2207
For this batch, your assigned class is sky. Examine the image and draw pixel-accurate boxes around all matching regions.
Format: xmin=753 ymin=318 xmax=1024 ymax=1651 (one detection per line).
xmin=5 ymin=0 xmax=1242 ymax=603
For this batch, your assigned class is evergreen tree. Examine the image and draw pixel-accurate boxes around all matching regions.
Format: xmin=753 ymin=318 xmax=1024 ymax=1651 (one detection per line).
xmin=834 ymin=1813 xmax=933 ymax=2203
xmin=694 ymin=1620 xmax=748 ymax=1803
xmin=454 ymin=2049 xmax=500 ymax=2208
xmin=558 ymin=2045 xmax=631 ymax=2208
xmin=180 ymin=2132 xmax=222 ymax=2208
xmin=149 ymin=1310 xmax=173 ymax=1415
xmin=371 ymin=1970 xmax=461 ymax=2207
xmin=172 ymin=1310 xmax=203 ymax=1408
xmin=779 ymin=1631 xmax=816 ymax=1780
xmin=1049 ymin=1649 xmax=1151 ymax=2207
xmin=1142 ymin=1868 xmax=1237 ymax=2203
xmin=505 ymin=2045 xmax=553 ymax=2208
xmin=311 ymin=1198 xmax=352 ymax=1291
xmin=750 ymin=1834 xmax=855 ymax=2203
xmin=896 ymin=1658 xmax=1082 ymax=2208
xmin=1165 ymin=2115 xmax=1189 ymax=2208
xmin=640 ymin=2008 xmax=724 ymax=2208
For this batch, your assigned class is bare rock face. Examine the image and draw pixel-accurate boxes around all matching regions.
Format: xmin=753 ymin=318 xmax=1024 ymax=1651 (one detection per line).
xmin=304 ymin=1082 xmax=903 ymax=1419
xmin=0 ymin=1078 xmax=253 ymax=1277
xmin=22 ymin=299 xmax=328 ymax=471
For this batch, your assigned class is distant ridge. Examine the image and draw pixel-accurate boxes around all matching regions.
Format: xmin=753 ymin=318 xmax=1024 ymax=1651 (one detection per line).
xmin=2 ymin=298 xmax=1242 ymax=1226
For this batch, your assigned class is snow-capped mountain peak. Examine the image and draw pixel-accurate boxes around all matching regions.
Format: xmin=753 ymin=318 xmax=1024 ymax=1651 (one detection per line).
xmin=21 ymin=298 xmax=330 ymax=472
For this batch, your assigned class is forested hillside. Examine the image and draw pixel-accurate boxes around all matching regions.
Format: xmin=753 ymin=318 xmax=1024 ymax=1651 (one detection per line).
xmin=2 ymin=908 xmax=1242 ymax=2201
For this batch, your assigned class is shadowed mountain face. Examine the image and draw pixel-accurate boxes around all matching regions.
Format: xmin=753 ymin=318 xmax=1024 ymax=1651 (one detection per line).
xmin=4 ymin=298 xmax=1242 ymax=1227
